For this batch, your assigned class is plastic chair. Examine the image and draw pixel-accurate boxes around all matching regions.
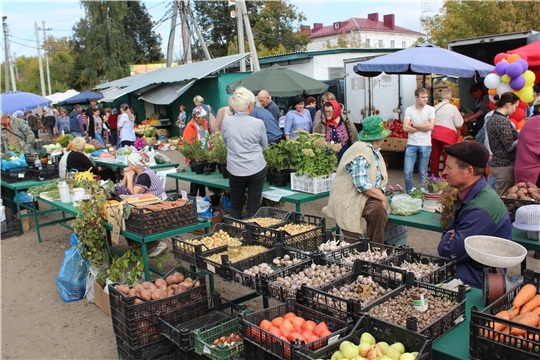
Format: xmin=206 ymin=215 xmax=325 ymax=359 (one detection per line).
xmin=156 ymin=168 xmax=177 ymax=189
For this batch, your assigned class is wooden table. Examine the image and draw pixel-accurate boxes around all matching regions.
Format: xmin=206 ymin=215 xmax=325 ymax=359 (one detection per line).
xmin=387 ymin=210 xmax=536 ymax=272
xmin=35 ymin=196 xmax=210 ymax=280
xmin=92 ymin=159 xmax=179 ymax=179
xmin=167 ymin=170 xmax=330 ymax=212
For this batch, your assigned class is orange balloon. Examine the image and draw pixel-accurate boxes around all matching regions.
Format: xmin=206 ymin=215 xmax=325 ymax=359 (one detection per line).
xmin=488 ymin=88 xmax=497 ymax=96
xmin=507 ymin=54 xmax=521 ymax=63
xmin=516 ymin=119 xmax=525 ymax=130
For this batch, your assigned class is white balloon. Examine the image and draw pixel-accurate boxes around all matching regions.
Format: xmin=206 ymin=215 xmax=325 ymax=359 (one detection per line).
xmin=484 ymin=74 xmax=501 ymax=89
xmin=497 ymin=82 xmax=513 ymax=95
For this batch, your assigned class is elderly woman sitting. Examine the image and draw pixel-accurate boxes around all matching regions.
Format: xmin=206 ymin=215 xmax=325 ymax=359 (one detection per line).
xmin=65 ymin=137 xmax=116 ymax=181
xmin=118 ymin=153 xmax=166 ymax=200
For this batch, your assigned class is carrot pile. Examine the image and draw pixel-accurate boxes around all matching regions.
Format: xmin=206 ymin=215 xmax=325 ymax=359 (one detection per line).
xmin=485 ymin=284 xmax=540 ymax=344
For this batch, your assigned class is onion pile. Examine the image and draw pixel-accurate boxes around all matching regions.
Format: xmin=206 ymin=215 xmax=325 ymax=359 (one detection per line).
xmin=205 ymin=245 xmax=269 ymax=264
xmin=276 ymin=223 xmax=316 ymax=235
xmin=245 ymin=217 xmax=284 ymax=227
xmin=212 ymin=332 xmax=242 ymax=348
xmin=185 ymin=230 xmax=241 ymax=249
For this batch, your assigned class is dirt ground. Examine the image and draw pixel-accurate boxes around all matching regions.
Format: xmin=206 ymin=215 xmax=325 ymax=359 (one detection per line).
xmin=2 ymin=148 xmax=539 ymax=359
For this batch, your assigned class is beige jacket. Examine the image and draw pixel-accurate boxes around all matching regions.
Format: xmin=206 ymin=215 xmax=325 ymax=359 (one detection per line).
xmin=322 ymin=141 xmax=388 ymax=233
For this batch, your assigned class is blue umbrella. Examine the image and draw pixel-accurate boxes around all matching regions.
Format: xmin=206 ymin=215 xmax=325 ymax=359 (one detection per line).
xmin=0 ymin=91 xmax=52 ymax=114
xmin=353 ymin=43 xmax=494 ymax=78
xmin=57 ymin=90 xmax=104 ymax=105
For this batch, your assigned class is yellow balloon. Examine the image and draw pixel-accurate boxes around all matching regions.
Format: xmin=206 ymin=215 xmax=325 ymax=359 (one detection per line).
xmin=517 ymin=86 xmax=534 ymax=103
xmin=523 ymin=70 xmax=536 ymax=86
xmin=501 ymin=74 xmax=511 ymax=83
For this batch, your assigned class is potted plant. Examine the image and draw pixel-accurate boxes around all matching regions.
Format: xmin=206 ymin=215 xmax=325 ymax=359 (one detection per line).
xmin=209 ymin=133 xmax=227 ymax=178
xmin=282 ymin=132 xmax=339 ymax=178
xmin=263 ymin=143 xmax=290 ymax=187
xmin=420 ymin=175 xmax=449 ymax=212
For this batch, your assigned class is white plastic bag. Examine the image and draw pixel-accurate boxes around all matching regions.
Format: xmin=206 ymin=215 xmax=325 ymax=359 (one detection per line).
xmin=196 ymin=196 xmax=211 ymax=214
xmin=84 ymin=265 xmax=101 ymax=303
xmin=390 ymin=194 xmax=422 ymax=216
xmin=145 ymin=146 xmax=156 ymax=165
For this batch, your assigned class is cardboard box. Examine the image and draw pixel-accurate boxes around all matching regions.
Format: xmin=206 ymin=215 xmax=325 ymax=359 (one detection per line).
xmin=192 ymin=210 xmax=224 ymax=235
xmin=393 ymin=138 xmax=407 ymax=152
xmin=381 ymin=137 xmax=394 ymax=151
xmin=94 ymin=279 xmax=111 ymax=316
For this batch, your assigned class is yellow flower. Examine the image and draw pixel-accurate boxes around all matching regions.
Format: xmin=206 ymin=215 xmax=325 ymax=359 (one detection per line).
xmin=365 ymin=134 xmax=368 ymax=138
xmin=379 ymin=122 xmax=384 ymax=128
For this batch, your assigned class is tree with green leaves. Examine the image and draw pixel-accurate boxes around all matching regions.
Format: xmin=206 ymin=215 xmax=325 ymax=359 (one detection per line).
xmin=124 ymin=1 xmax=163 ymax=64
xmin=192 ymin=1 xmax=309 ymax=58
xmin=423 ymin=1 xmax=540 ymax=47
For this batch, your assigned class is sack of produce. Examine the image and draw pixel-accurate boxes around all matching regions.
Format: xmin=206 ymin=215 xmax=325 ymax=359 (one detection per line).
xmin=390 ymin=194 xmax=422 ymax=216
xmin=56 ymin=234 xmax=89 ymax=302
xmin=1 ymin=152 xmax=27 ymax=171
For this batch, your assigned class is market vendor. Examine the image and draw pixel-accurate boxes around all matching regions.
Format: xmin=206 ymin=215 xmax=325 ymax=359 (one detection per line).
xmin=437 ymin=141 xmax=512 ymax=289
xmin=323 ymin=115 xmax=390 ymax=244
xmin=65 ymin=137 xmax=116 ymax=181
xmin=1 ymin=110 xmax=36 ymax=156
xmin=463 ymin=84 xmax=490 ymax=136
xmin=118 ymin=152 xmax=166 ymax=200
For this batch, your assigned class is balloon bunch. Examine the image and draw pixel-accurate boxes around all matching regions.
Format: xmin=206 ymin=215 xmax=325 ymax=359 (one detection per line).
xmin=484 ymin=52 xmax=536 ymax=128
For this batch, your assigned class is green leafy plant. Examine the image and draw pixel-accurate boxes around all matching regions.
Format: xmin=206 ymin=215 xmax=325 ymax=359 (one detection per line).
xmin=409 ymin=188 xmax=425 ymax=201
xmin=104 ymin=247 xmax=144 ymax=286
xmin=281 ymin=132 xmax=339 ymax=177
xmin=437 ymin=186 xmax=459 ymax=229
xmin=208 ymin=132 xmax=227 ymax=165
xmin=421 ymin=175 xmax=448 ymax=193
xmin=179 ymin=136 xmax=209 ymax=163
xmin=263 ymin=143 xmax=289 ymax=172
xmin=56 ymin=134 xmax=74 ymax=148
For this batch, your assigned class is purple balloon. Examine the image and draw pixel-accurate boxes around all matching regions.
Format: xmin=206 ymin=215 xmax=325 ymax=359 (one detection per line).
xmin=509 ymin=76 xmax=526 ymax=91
xmin=506 ymin=62 xmax=524 ymax=79
xmin=495 ymin=61 xmax=508 ymax=76
xmin=516 ymin=59 xmax=529 ymax=72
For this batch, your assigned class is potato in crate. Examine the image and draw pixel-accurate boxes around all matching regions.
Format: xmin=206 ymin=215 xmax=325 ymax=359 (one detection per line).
xmin=299 ymin=260 xmax=406 ymax=321
xmin=292 ymin=315 xmax=432 ymax=360
xmin=172 ymin=223 xmax=246 ymax=268
xmin=221 ymin=243 xmax=311 ymax=293
xmin=239 ymin=298 xmax=352 ymax=360
xmin=108 ymin=266 xmax=207 ymax=350
xmin=470 ymin=269 xmax=540 ymax=360
xmin=262 ymin=254 xmax=353 ymax=302
xmin=362 ymin=273 xmax=467 ymax=341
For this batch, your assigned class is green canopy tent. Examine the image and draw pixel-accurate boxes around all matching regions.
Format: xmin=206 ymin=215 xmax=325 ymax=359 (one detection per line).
xmin=225 ymin=64 xmax=329 ymax=96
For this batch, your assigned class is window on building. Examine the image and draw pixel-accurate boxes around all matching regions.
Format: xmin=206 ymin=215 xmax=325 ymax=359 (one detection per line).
xmin=366 ymin=39 xmax=371 ymax=47
xmin=402 ymin=41 xmax=406 ymax=48
xmin=378 ymin=39 xmax=384 ymax=47
xmin=390 ymin=40 xmax=395 ymax=48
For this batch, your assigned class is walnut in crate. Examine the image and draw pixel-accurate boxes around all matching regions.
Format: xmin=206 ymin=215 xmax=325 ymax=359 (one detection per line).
xmin=212 ymin=332 xmax=242 ymax=348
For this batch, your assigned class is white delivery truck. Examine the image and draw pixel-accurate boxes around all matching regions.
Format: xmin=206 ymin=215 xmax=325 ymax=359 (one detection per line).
xmin=343 ymin=57 xmax=418 ymax=125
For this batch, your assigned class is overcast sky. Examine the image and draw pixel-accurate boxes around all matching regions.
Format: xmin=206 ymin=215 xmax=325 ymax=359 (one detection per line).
xmin=1 ymin=0 xmax=441 ymax=62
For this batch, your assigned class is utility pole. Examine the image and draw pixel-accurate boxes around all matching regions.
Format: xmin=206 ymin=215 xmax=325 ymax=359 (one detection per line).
xmin=238 ymin=0 xmax=259 ymax=72
xmin=234 ymin=1 xmax=246 ymax=72
xmin=188 ymin=7 xmax=211 ymax=60
xmin=42 ymin=21 xmax=52 ymax=95
xmin=3 ymin=17 xmax=10 ymax=92
xmin=180 ymin=0 xmax=191 ymax=64
xmin=13 ymin=52 xmax=19 ymax=80
xmin=167 ymin=0 xmax=178 ymax=67
xmin=35 ymin=22 xmax=46 ymax=97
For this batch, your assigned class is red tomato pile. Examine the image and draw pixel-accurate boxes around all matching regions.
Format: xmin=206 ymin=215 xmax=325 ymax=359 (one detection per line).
xmin=259 ymin=312 xmax=331 ymax=344
xmin=387 ymin=119 xmax=408 ymax=138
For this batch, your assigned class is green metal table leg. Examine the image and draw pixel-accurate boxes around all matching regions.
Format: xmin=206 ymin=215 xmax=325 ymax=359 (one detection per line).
xmin=296 ymin=202 xmax=301 ymax=213
xmin=141 ymin=243 xmax=151 ymax=281
xmin=175 ymin=179 xmax=179 ymax=194
xmin=32 ymin=200 xmax=42 ymax=243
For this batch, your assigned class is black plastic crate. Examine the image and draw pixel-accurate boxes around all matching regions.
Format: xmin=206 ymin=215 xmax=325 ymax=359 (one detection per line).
xmin=322 ymin=237 xmax=406 ymax=266
xmin=221 ymin=243 xmax=312 ymax=292
xmin=501 ymin=197 xmax=538 ymax=222
xmin=239 ymin=299 xmax=351 ymax=360
xmin=222 ymin=207 xmax=292 ymax=231
xmin=124 ymin=194 xmax=198 ymax=236
xmin=470 ymin=269 xmax=540 ymax=359
xmin=27 ymin=163 xmax=58 ymax=180
xmin=172 ymin=223 xmax=247 ymax=268
xmin=240 ymin=338 xmax=282 ymax=360
xmin=299 ymin=260 xmax=406 ymax=321
xmin=116 ymin=336 xmax=177 ymax=360
xmin=292 ymin=315 xmax=432 ymax=360
xmin=198 ymin=231 xmax=275 ymax=277
xmin=1 ymin=166 xmax=28 ymax=182
xmin=378 ymin=247 xmax=457 ymax=284
xmin=1 ymin=215 xmax=21 ymax=239
xmin=262 ymin=255 xmax=353 ymax=302
xmin=158 ymin=293 xmax=240 ymax=352
xmin=177 ymin=349 xmax=209 ymax=360
xmin=249 ymin=212 xmax=326 ymax=251
xmin=109 ymin=266 xmax=208 ymax=349
xmin=363 ymin=273 xmax=467 ymax=342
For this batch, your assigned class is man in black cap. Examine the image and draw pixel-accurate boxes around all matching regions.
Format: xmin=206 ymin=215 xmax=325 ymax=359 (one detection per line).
xmin=437 ymin=141 xmax=512 ymax=289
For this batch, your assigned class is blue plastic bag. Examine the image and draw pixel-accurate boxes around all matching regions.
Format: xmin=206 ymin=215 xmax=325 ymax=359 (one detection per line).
xmin=56 ymin=234 xmax=89 ymax=302
xmin=1 ymin=153 xmax=27 ymax=171
xmin=222 ymin=195 xmax=231 ymax=211
xmin=14 ymin=191 xmax=33 ymax=204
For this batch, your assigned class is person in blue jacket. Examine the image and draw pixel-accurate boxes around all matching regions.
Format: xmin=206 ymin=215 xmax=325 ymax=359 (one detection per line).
xmin=437 ymin=141 xmax=512 ymax=289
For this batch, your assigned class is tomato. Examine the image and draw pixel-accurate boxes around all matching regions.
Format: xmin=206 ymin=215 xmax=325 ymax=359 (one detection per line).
xmin=269 ymin=326 xmax=282 ymax=338
xmin=303 ymin=320 xmax=317 ymax=332
xmin=287 ymin=332 xmax=305 ymax=343
xmin=301 ymin=330 xmax=314 ymax=339
xmin=313 ymin=322 xmax=328 ymax=337
xmin=291 ymin=317 xmax=306 ymax=329
xmin=319 ymin=329 xmax=332 ymax=337
xmin=306 ymin=334 xmax=320 ymax=344
xmin=279 ymin=319 xmax=294 ymax=334
xmin=260 ymin=320 xmax=272 ymax=331
xmin=271 ymin=317 xmax=284 ymax=327
xmin=283 ymin=312 xmax=297 ymax=321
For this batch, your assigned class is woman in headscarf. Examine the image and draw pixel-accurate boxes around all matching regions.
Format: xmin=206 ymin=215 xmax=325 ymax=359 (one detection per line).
xmin=65 ymin=137 xmax=116 ymax=181
xmin=313 ymin=100 xmax=358 ymax=163
xmin=118 ymin=152 xmax=166 ymax=200
xmin=182 ymin=106 xmax=210 ymax=197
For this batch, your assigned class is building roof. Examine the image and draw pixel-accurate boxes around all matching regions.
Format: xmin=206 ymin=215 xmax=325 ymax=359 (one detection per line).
xmin=306 ymin=17 xmax=423 ymax=39
xmin=258 ymin=48 xmax=402 ymax=64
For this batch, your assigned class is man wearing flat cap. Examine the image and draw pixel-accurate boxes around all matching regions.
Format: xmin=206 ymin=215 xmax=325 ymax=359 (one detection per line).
xmin=323 ymin=116 xmax=390 ymax=244
xmin=437 ymin=141 xmax=512 ymax=288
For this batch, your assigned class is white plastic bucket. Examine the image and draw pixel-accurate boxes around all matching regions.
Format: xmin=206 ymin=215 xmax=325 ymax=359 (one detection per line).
xmin=58 ymin=183 xmax=72 ymax=203
xmin=71 ymin=188 xmax=85 ymax=208
xmin=0 ymin=206 xmax=5 ymax=222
